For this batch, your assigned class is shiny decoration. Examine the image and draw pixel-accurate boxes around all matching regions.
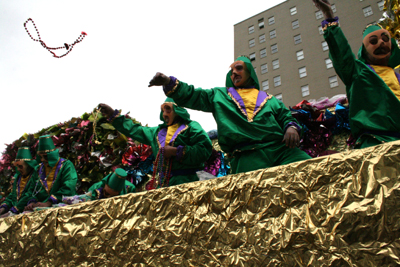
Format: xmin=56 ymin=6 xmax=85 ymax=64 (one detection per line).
xmin=0 ymin=141 xmax=399 ymax=265
xmin=378 ymin=0 xmax=400 ymax=40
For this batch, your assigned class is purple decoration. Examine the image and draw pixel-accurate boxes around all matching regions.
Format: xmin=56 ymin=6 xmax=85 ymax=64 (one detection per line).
xmin=321 ymin=16 xmax=339 ymax=28
xmin=176 ymin=145 xmax=184 ymax=162
xmin=163 ymin=76 xmax=177 ymax=95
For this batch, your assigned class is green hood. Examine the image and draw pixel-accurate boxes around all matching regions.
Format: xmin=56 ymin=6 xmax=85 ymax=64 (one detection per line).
xmin=225 ymin=56 xmax=260 ymax=90
xmin=159 ymin=97 xmax=191 ymax=126
xmin=357 ymin=25 xmax=400 ymax=69
xmin=36 ymin=135 xmax=60 ymax=167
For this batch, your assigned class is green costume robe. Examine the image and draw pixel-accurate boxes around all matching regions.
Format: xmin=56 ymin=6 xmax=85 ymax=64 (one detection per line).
xmin=164 ymin=57 xmax=311 ymax=174
xmin=0 ymin=172 xmax=38 ymax=213
xmin=323 ymin=18 xmax=400 ymax=148
xmin=112 ymin=100 xmax=212 ymax=186
xmin=26 ymin=159 xmax=78 ymax=205
xmin=88 ymin=173 xmax=136 ymax=200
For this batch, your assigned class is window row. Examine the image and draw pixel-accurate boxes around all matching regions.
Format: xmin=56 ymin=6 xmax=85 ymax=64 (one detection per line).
xmin=247 ymin=5 xmax=302 ymax=35
xmin=248 ymin=33 xmax=302 ymax=48
xmin=260 ymin=76 xmax=340 ymax=100
xmin=249 ymin=41 xmax=329 ymax=62
xmin=248 ymin=16 xmax=276 ymax=34
xmin=250 ymin=2 xmax=384 ymax=35
xmin=258 ymin=58 xmax=332 ymax=77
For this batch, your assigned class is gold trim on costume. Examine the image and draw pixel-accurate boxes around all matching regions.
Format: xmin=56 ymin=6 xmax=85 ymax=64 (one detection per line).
xmin=171 ymin=125 xmax=189 ymax=147
xmin=166 ymin=80 xmax=180 ymax=96
xmin=18 ymin=147 xmax=30 ymax=150
xmin=109 ymin=110 xmax=122 ymax=124
xmin=116 ymin=174 xmax=125 ymax=179
xmin=14 ymin=158 xmax=34 ymax=162
xmin=228 ymin=92 xmax=253 ymax=122
xmin=322 ymin=22 xmax=339 ymax=31
xmin=252 ymin=94 xmax=273 ymax=119
xmin=37 ymin=148 xmax=57 ymax=153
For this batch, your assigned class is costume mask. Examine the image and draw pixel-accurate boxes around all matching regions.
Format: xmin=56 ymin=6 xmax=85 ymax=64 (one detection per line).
xmin=161 ymin=103 xmax=177 ymax=126
xmin=363 ymin=27 xmax=392 ymax=64
xmin=230 ymin=61 xmax=250 ymax=87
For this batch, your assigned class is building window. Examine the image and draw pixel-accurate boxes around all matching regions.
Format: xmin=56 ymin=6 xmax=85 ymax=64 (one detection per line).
xmin=271 ymin=44 xmax=278 ymax=54
xmin=249 ymin=39 xmax=255 ymax=48
xmin=269 ymin=16 xmax=275 ymax=25
xmin=249 ymin=52 xmax=256 ymax=61
xmin=315 ymin=10 xmax=323 ymax=19
xmin=331 ymin=4 xmax=337 ymax=13
xmin=259 ymin=34 xmax=266 ymax=43
xmin=301 ymin=85 xmax=310 ymax=97
xmin=294 ymin=34 xmax=302 ymax=44
xmin=275 ymin=93 xmax=283 ymax=102
xmin=329 ymin=75 xmax=339 ymax=87
xmin=318 ymin=25 xmax=324 ymax=35
xmin=261 ymin=63 xmax=268 ymax=74
xmin=292 ymin=20 xmax=299 ymax=29
xmin=325 ymin=58 xmax=333 ymax=68
xmin=272 ymin=59 xmax=280 ymax=70
xmin=290 ymin=7 xmax=297 ymax=15
xmin=260 ymin=48 xmax=267 ymax=58
xmin=262 ymin=80 xmax=269 ymax=91
xmin=258 ymin=18 xmax=265 ymax=29
xmin=299 ymin=67 xmax=307 ymax=78
xmin=274 ymin=76 xmax=281 ymax=87
xmin=296 ymin=50 xmax=304 ymax=61
xmin=363 ymin=6 xmax=373 ymax=17
xmin=378 ymin=1 xmax=384 ymax=11
xmin=270 ymin=29 xmax=277 ymax=39
xmin=322 ymin=41 xmax=329 ymax=51
xmin=249 ymin=25 xmax=255 ymax=34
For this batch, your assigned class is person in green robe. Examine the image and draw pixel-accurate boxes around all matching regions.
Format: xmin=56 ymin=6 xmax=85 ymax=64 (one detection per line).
xmin=98 ymin=98 xmax=212 ymax=189
xmin=88 ymin=168 xmax=136 ymax=200
xmin=24 ymin=135 xmax=78 ymax=211
xmin=313 ymin=0 xmax=400 ymax=148
xmin=0 ymin=147 xmax=38 ymax=216
xmin=148 ymin=56 xmax=311 ymax=174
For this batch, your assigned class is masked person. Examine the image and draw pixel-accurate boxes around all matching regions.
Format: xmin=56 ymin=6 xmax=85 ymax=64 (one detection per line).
xmin=148 ymin=56 xmax=311 ymax=174
xmin=0 ymin=147 xmax=38 ymax=216
xmin=88 ymin=168 xmax=135 ymax=200
xmin=313 ymin=0 xmax=400 ymax=148
xmin=99 ymin=98 xmax=212 ymax=189
xmin=24 ymin=135 xmax=78 ymax=211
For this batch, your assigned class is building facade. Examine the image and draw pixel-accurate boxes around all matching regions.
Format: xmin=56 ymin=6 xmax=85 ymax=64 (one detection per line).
xmin=234 ymin=0 xmax=385 ymax=107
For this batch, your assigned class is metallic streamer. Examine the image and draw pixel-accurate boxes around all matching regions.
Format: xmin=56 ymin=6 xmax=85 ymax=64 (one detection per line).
xmin=1 ymin=141 xmax=400 ymax=266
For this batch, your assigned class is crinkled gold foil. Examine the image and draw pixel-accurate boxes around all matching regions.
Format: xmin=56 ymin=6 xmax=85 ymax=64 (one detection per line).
xmin=379 ymin=0 xmax=400 ymax=40
xmin=1 ymin=141 xmax=400 ymax=266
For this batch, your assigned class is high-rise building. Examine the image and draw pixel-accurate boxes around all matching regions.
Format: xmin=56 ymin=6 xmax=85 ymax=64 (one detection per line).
xmin=234 ymin=0 xmax=385 ymax=106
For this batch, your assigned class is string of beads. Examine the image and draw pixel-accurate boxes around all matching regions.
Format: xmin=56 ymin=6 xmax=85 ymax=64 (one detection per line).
xmin=23 ymin=18 xmax=87 ymax=58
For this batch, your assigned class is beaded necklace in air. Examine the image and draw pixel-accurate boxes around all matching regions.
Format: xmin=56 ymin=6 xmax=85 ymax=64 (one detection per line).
xmin=23 ymin=18 xmax=87 ymax=58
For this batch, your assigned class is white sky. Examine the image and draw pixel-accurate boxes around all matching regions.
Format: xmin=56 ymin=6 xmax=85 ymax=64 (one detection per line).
xmin=0 ymin=0 xmax=286 ymax=154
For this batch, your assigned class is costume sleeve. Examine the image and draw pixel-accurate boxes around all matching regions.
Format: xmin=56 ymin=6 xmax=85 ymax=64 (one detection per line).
xmin=14 ymin=172 xmax=40 ymax=212
xmin=0 ymin=174 xmax=19 ymax=212
xmin=323 ymin=17 xmax=357 ymax=86
xmin=125 ymin=181 xmax=136 ymax=194
xmin=88 ymin=181 xmax=105 ymax=200
xmin=46 ymin=160 xmax=78 ymax=204
xmin=177 ymin=121 xmax=212 ymax=166
xmin=112 ymin=115 xmax=159 ymax=145
xmin=165 ymin=79 xmax=216 ymax=113
xmin=271 ymin=97 xmax=301 ymax=133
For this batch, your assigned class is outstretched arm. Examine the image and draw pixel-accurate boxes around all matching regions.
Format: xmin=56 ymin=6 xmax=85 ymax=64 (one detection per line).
xmin=149 ymin=73 xmax=216 ymax=113
xmin=313 ymin=0 xmax=334 ymax=19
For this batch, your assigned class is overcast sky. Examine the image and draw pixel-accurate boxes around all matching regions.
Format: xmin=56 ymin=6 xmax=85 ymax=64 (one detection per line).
xmin=0 ymin=0 xmax=287 ymax=154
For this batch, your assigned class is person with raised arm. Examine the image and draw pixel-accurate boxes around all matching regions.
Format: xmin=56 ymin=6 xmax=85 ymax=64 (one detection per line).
xmin=313 ymin=0 xmax=400 ymax=148
xmin=99 ymin=98 xmax=212 ymax=189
